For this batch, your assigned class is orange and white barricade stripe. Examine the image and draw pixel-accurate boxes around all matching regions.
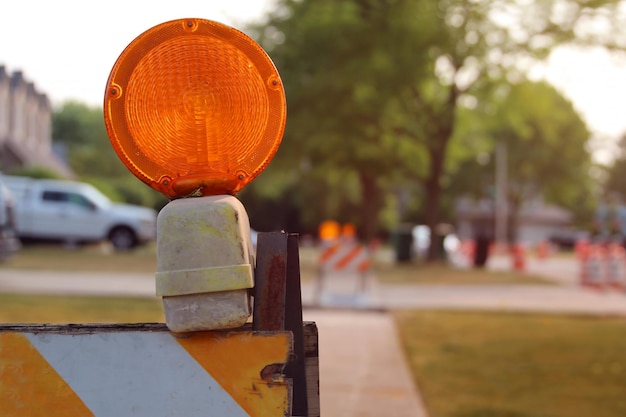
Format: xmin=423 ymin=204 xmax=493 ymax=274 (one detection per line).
xmin=606 ymin=243 xmax=626 ymax=290
xmin=0 ymin=324 xmax=292 ymax=416
xmin=319 ymin=241 xmax=372 ymax=276
xmin=575 ymin=240 xmax=590 ymax=260
xmin=580 ymin=244 xmax=605 ymax=289
xmin=315 ymin=239 xmax=374 ymax=303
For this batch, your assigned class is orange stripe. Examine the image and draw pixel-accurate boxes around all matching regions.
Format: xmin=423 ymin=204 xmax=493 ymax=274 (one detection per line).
xmin=335 ymin=245 xmax=363 ymax=270
xmin=357 ymin=259 xmax=371 ymax=272
xmin=319 ymin=243 xmax=341 ymax=262
xmin=0 ymin=333 xmax=93 ymax=416
xmin=175 ymin=331 xmax=291 ymax=417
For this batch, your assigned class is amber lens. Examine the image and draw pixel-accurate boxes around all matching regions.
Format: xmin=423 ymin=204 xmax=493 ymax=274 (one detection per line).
xmin=104 ymin=19 xmax=286 ymax=198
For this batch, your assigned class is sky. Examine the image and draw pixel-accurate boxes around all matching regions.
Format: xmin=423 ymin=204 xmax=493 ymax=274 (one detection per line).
xmin=1 ymin=1 xmax=625 ymax=161
xmin=533 ymin=46 xmax=626 ymax=162
xmin=0 ymin=0 xmax=276 ymax=107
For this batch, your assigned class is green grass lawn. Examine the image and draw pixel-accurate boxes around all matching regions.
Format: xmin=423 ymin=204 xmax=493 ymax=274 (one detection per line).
xmin=2 ymin=243 xmax=158 ymax=273
xmin=0 ymin=293 xmax=164 ymax=323
xmin=394 ymin=310 xmax=626 ymax=417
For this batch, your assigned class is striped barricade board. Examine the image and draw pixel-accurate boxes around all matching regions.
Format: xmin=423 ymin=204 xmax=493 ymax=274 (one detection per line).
xmin=0 ymin=322 xmax=319 ymax=417
xmin=315 ymin=240 xmax=376 ymax=309
xmin=319 ymin=241 xmax=372 ymax=276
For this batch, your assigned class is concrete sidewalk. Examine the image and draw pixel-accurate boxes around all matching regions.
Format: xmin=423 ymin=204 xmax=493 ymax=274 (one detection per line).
xmin=304 ymin=310 xmax=429 ymax=417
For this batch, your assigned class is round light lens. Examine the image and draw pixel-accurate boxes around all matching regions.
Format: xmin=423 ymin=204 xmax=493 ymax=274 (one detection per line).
xmin=104 ymin=18 xmax=286 ymax=198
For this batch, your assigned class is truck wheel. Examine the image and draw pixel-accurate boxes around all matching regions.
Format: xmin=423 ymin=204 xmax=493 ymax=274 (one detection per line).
xmin=109 ymin=227 xmax=137 ymax=250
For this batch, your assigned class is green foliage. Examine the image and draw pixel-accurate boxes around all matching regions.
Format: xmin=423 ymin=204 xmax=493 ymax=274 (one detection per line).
xmin=449 ymin=80 xmax=594 ymax=230
xmin=49 ymin=1 xmax=625 ymax=236
xmin=110 ymin=178 xmax=169 ymax=211
xmin=249 ymin=0 xmax=441 ymax=237
xmin=0 ymin=293 xmax=163 ymax=324
xmin=52 ymin=101 xmax=167 ymax=209
xmin=5 ymin=166 xmax=63 ymax=179
xmin=52 ymin=101 xmax=107 ymax=146
xmin=248 ymin=0 xmax=623 ymax=244
xmin=603 ymin=134 xmax=626 ymax=203
xmin=52 ymin=101 xmax=129 ymax=179
xmin=83 ymin=176 xmax=168 ymax=211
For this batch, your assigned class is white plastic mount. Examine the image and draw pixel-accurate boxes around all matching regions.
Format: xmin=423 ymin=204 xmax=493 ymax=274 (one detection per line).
xmin=155 ymin=195 xmax=255 ymax=332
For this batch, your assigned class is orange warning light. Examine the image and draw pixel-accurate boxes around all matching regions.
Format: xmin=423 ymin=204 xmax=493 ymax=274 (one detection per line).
xmin=103 ymin=18 xmax=286 ymax=199
xmin=342 ymin=223 xmax=356 ymax=239
xmin=319 ymin=220 xmax=341 ymax=242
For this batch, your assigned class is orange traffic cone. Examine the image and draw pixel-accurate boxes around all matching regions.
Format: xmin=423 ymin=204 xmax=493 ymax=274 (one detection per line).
xmin=536 ymin=241 xmax=549 ymax=260
xmin=512 ymin=244 xmax=526 ymax=272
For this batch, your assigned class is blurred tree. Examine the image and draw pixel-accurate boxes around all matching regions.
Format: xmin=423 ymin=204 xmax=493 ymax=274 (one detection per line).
xmin=604 ymin=133 xmax=626 ymax=201
xmin=52 ymin=101 xmax=167 ymax=209
xmin=249 ymin=0 xmax=436 ymax=240
xmin=449 ymin=80 xmax=594 ymax=242
xmin=52 ymin=101 xmax=127 ymax=178
xmin=252 ymin=0 xmax=625 ymax=257
xmin=381 ymin=0 xmax=623 ymax=258
xmin=5 ymin=165 xmax=63 ymax=179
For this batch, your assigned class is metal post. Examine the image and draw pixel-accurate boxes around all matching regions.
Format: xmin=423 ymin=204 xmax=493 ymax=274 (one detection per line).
xmin=253 ymin=231 xmax=309 ymax=416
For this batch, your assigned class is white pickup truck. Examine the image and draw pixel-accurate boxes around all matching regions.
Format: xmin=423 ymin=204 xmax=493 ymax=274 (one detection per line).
xmin=4 ymin=176 xmax=157 ymax=250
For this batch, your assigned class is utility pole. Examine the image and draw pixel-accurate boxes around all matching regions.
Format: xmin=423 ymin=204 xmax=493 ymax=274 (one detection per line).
xmin=495 ymin=142 xmax=508 ymax=248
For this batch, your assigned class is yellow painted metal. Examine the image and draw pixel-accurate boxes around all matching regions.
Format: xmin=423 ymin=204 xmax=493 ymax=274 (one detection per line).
xmin=0 ymin=333 xmax=94 ymax=416
xmin=0 ymin=326 xmax=292 ymax=416
xmin=175 ymin=330 xmax=292 ymax=417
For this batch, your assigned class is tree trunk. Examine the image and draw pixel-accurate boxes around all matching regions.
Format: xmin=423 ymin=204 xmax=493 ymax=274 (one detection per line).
xmin=423 ymin=86 xmax=458 ymax=261
xmin=424 ymin=146 xmax=445 ymax=261
xmin=359 ymin=171 xmax=381 ymax=242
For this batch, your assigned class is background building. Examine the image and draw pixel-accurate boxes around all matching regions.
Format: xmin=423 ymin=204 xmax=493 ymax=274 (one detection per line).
xmin=0 ymin=66 xmax=72 ymax=178
xmin=455 ymin=197 xmax=572 ymax=246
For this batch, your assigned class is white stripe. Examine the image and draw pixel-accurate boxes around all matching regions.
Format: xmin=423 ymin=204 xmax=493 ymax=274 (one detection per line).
xmin=321 ymin=245 xmax=370 ymax=273
xmin=26 ymin=332 xmax=249 ymax=417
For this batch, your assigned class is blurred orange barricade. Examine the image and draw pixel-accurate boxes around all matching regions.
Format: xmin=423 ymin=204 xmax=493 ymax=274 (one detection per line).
xmin=511 ymin=244 xmax=526 ymax=272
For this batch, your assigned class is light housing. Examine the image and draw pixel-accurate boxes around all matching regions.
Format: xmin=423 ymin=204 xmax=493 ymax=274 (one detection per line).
xmin=104 ymin=18 xmax=286 ymax=199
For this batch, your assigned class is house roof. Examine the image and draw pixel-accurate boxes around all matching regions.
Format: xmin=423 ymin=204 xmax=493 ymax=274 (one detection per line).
xmin=455 ymin=197 xmax=572 ymax=225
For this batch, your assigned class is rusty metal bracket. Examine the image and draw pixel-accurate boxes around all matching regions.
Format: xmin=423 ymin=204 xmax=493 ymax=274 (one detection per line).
xmin=253 ymin=231 xmax=309 ymax=416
